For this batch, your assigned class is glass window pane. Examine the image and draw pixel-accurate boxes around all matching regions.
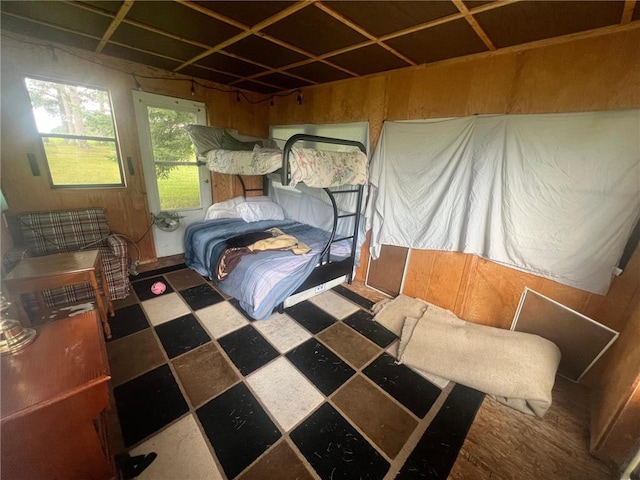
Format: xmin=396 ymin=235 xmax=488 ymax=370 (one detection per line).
xmin=25 ymin=78 xmax=115 ymax=137
xmin=147 ymin=107 xmax=197 ymax=163
xmin=43 ymin=138 xmax=122 ymax=186
xmin=156 ymin=164 xmax=201 ymax=210
xmin=24 ymin=77 xmax=123 ymax=187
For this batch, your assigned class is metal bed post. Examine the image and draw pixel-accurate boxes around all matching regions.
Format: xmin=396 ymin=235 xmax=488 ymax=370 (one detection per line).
xmin=281 ymin=134 xmax=367 ymax=285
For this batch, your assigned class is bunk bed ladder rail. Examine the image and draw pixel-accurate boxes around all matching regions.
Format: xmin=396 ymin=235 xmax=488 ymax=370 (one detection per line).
xmin=282 ymin=134 xmax=366 ymax=283
xmin=319 ymin=186 xmax=365 ymax=282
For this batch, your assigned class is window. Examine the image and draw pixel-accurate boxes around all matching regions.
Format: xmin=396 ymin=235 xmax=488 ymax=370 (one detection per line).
xmin=24 ymin=77 xmax=124 ymax=187
xmin=270 ymin=121 xmax=369 ymax=153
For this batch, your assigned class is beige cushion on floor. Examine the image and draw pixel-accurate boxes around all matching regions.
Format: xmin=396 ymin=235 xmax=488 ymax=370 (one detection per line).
xmin=372 ymin=294 xmax=428 ymax=336
xmin=398 ymin=305 xmax=561 ymax=418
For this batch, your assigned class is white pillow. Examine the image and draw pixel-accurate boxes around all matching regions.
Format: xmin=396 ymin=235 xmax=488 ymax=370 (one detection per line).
xmin=244 ymin=195 xmax=272 ymax=202
xmin=205 ymin=209 xmax=237 ymax=220
xmin=236 ymin=201 xmax=285 ymax=222
xmin=204 ymin=196 xmax=245 ymax=220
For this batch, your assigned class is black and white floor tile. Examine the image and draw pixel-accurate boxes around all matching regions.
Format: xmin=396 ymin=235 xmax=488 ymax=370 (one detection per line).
xmin=107 ymin=265 xmax=485 ymax=480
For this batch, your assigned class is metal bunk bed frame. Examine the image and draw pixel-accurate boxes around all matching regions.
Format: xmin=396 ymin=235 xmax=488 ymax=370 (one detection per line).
xmin=282 ymin=134 xmax=366 ymax=304
xmin=231 ymin=133 xmax=366 ymax=311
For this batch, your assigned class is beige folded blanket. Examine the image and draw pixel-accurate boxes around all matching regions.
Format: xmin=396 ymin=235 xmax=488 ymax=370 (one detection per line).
xmin=398 ymin=305 xmax=561 ymax=418
xmin=372 ymin=294 xmax=428 ymax=336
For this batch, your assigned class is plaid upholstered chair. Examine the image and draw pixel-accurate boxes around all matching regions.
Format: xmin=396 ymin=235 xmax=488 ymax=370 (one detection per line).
xmin=9 ymin=208 xmax=130 ymax=307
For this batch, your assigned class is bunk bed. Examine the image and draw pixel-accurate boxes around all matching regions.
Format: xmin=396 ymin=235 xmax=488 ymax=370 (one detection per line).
xmin=184 ymin=127 xmax=368 ymax=320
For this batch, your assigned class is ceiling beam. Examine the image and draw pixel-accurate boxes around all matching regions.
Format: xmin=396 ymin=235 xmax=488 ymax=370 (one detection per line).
xmin=380 ymin=0 xmax=520 ymax=43
xmin=621 ymin=0 xmax=637 ymax=24
xmin=253 ymin=31 xmax=358 ymax=77
xmin=217 ymin=50 xmax=319 ymax=86
xmin=314 ymin=1 xmax=416 ymax=66
xmin=451 ymin=0 xmax=496 ymax=51
xmin=174 ymin=0 xmax=248 ymax=30
xmin=95 ymin=0 xmax=134 ymax=53
xmin=174 ymin=0 xmax=315 ymax=71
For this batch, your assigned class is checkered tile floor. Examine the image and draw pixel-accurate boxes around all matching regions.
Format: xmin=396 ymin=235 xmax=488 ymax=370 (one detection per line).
xmin=107 ymin=264 xmax=484 ymax=480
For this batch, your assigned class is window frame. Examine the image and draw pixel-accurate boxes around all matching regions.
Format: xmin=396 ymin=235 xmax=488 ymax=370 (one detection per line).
xmin=24 ymin=76 xmax=125 ymax=189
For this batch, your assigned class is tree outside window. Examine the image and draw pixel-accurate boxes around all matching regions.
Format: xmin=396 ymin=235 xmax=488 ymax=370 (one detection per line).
xmin=24 ymin=77 xmax=124 ymax=187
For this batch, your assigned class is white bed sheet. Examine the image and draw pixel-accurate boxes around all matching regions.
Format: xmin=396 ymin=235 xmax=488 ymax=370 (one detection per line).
xmin=368 ymin=111 xmax=640 ymax=294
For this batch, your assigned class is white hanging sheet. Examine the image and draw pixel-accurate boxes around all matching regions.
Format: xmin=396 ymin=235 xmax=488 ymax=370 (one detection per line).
xmin=367 ymin=111 xmax=640 ymax=295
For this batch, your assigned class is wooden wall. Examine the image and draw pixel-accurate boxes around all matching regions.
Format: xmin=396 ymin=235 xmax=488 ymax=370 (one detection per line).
xmin=589 ymin=299 xmax=640 ymax=467
xmin=0 ymin=35 xmax=268 ymax=263
xmin=267 ymin=25 xmax=640 ymax=469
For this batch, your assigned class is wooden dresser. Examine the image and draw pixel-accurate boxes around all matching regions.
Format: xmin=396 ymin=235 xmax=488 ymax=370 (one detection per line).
xmin=1 ymin=310 xmax=115 ymax=479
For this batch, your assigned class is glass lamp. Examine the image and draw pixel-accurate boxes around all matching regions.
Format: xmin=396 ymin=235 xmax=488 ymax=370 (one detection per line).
xmin=0 ymin=295 xmax=37 ymax=355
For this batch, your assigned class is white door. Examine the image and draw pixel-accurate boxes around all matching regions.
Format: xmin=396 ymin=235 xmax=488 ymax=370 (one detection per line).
xmin=133 ymin=91 xmax=211 ymax=257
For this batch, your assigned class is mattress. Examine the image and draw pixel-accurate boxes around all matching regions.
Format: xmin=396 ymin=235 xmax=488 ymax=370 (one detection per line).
xmin=185 ymin=218 xmax=351 ymax=320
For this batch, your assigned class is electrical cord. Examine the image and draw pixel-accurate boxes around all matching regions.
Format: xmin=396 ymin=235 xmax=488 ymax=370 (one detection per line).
xmin=111 ymin=222 xmax=155 ymax=276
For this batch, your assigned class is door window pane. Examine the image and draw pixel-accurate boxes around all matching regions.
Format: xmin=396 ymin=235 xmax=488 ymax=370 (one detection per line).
xmin=146 ymin=106 xmax=201 ymax=210
xmin=157 ymin=165 xmax=201 ymax=210
xmin=148 ymin=107 xmax=197 ymax=163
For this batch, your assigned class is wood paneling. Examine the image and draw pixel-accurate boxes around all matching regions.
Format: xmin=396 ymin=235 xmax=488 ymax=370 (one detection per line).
xmin=211 ymin=173 xmax=265 ymax=203
xmin=590 ymin=300 xmax=640 ymax=467
xmin=0 ymin=35 xmax=266 ymax=263
xmin=403 ymin=249 xmax=469 ymax=312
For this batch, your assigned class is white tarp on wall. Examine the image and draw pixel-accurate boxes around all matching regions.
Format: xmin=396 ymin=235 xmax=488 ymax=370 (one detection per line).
xmin=368 ymin=111 xmax=640 ymax=294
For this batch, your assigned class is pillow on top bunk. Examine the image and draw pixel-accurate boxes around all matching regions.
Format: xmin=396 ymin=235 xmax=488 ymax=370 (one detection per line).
xmin=220 ymin=131 xmax=262 ymax=151
xmin=204 ymin=196 xmax=244 ymax=220
xmin=185 ymin=124 xmax=225 ymax=155
xmin=237 ymin=200 xmax=285 ymax=222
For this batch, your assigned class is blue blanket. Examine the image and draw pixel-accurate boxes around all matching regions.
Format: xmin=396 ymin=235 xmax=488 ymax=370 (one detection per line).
xmin=184 ymin=218 xmax=335 ymax=320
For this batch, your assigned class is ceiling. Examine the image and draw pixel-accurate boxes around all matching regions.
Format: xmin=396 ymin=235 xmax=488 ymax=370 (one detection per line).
xmin=2 ymin=1 xmax=638 ymax=95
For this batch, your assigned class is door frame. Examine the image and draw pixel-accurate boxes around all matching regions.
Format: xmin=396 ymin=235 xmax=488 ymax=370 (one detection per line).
xmin=132 ymin=91 xmax=210 ymax=257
